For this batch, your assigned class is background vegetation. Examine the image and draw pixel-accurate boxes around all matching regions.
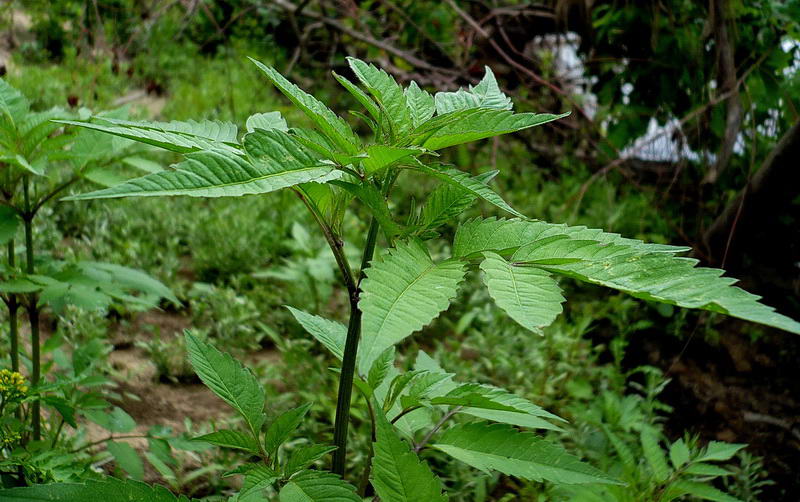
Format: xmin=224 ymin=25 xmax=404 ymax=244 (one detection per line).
xmin=1 ymin=0 xmax=798 ymax=500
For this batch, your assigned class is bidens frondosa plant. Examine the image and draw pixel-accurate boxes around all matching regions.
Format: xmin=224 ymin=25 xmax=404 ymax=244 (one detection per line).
xmin=4 ymin=58 xmax=798 ymax=501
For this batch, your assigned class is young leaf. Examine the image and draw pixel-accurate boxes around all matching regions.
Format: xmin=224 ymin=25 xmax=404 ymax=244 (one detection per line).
xmin=669 ymin=480 xmax=743 ymax=502
xmin=284 ymin=444 xmax=338 ymax=477
xmin=368 ymin=347 xmax=396 ymax=391
xmin=0 ymin=478 xmax=190 ymax=502
xmin=419 ymin=170 xmax=497 ymax=230
xmin=65 ymin=145 xmax=341 ymax=200
xmin=362 ymin=145 xmax=424 ymax=174
xmin=330 ymin=180 xmax=402 ymax=237
xmin=184 ymin=333 xmax=266 ymax=434
xmin=107 ymin=440 xmax=145 ymax=481
xmin=358 ymin=240 xmax=466 ymax=374
xmin=54 ymin=118 xmax=240 ymax=154
xmin=434 ymin=66 xmax=512 ymax=114
xmin=332 ymin=71 xmax=381 ymax=121
xmin=410 ymin=108 xmax=568 ymax=150
xmin=669 ymin=438 xmax=691 ymax=468
xmin=405 ymin=81 xmax=436 ymax=128
xmin=697 ymin=442 xmax=747 ymax=463
xmin=429 ymin=382 xmax=564 ymax=431
xmin=641 ymin=427 xmax=670 ymax=482
xmin=249 ymin=57 xmax=360 ymax=155
xmin=347 ymin=57 xmax=413 ymax=139
xmin=278 ymin=470 xmax=361 ymax=502
xmin=286 ymin=306 xmax=346 ymax=360
xmin=480 ymin=252 xmax=565 ymax=334
xmin=0 ymin=78 xmax=31 ymax=125
xmin=411 ymin=163 xmax=524 ymax=218
xmin=371 ymin=406 xmax=447 ymax=502
xmin=264 ymin=403 xmax=313 ymax=457
xmin=192 ymin=429 xmax=261 ymax=454
xmin=433 ymin=422 xmax=620 ymax=485
xmin=246 ymin=111 xmax=288 ymax=133
xmin=684 ymin=463 xmax=733 ymax=476
xmin=240 ymin=465 xmax=280 ymax=499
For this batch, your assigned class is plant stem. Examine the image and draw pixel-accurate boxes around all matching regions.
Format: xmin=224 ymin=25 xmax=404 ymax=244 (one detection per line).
xmin=22 ymin=176 xmax=41 ymax=441
xmin=331 ymin=217 xmax=380 ymax=475
xmin=6 ymin=239 xmax=19 ymax=373
xmin=331 ymin=169 xmax=393 ymax=476
xmin=414 ymin=406 xmax=462 ymax=453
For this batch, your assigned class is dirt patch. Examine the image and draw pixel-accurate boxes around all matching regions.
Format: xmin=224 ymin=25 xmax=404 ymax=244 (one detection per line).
xmin=624 ymin=326 xmax=800 ymax=501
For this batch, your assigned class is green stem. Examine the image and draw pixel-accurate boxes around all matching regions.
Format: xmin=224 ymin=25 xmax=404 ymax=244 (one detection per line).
xmin=22 ymin=177 xmax=41 ymax=441
xmin=331 ymin=217 xmax=378 ymax=476
xmin=331 ymin=171 xmax=396 ymax=477
xmin=7 ymin=239 xmax=19 ymax=373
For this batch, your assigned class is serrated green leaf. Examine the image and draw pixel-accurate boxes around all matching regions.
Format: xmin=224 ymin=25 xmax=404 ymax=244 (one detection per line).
xmin=371 ymin=406 xmax=447 ymax=502
xmin=412 ymin=163 xmax=523 ymax=218
xmin=65 ymin=141 xmax=341 ymax=200
xmin=410 ymin=108 xmax=568 ymax=150
xmin=368 ymin=347 xmax=396 ymax=391
xmin=107 ymin=441 xmax=144 ymax=481
xmin=453 ymin=218 xmax=800 ymax=334
xmin=669 ymin=438 xmax=691 ymax=468
xmin=0 ymin=478 xmax=190 ymax=502
xmin=0 ymin=78 xmax=30 ymax=125
xmin=246 ymin=111 xmax=288 ymax=133
xmin=670 ymin=480 xmax=743 ymax=502
xmin=185 ymin=333 xmax=265 ymax=434
xmin=358 ymin=240 xmax=466 ymax=375
xmin=480 ymin=252 xmax=565 ymax=334
xmin=697 ymin=442 xmax=747 ymax=462
xmin=250 ymin=58 xmax=359 ymax=155
xmin=419 ymin=170 xmax=497 ymax=230
xmin=286 ymin=306 xmax=346 ymax=360
xmin=285 ymin=444 xmax=338 ymax=477
xmin=264 ymin=403 xmax=313 ymax=457
xmin=362 ymin=145 xmax=424 ymax=174
xmin=192 ymin=429 xmax=260 ymax=454
xmin=240 ymin=464 xmax=280 ymax=499
xmin=641 ymin=427 xmax=670 ymax=482
xmin=332 ymin=71 xmax=381 ymax=121
xmin=430 ymin=382 xmax=564 ymax=431
xmin=330 ymin=180 xmax=402 ymax=237
xmin=601 ymin=425 xmax=636 ymax=471
xmin=347 ymin=57 xmax=413 ymax=139
xmin=434 ymin=66 xmax=512 ymax=114
xmin=453 ymin=218 xmax=688 ymax=259
xmin=54 ymin=117 xmax=239 ymax=154
xmin=433 ymin=422 xmax=620 ymax=485
xmin=279 ymin=470 xmax=361 ymax=502
xmin=684 ymin=463 xmax=733 ymax=476
xmin=405 ymin=81 xmax=435 ymax=128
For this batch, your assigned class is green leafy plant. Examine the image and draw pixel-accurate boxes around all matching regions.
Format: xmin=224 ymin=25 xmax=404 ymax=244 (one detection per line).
xmin=1 ymin=79 xmax=177 ymax=482
xmin=4 ymin=58 xmax=798 ymax=499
